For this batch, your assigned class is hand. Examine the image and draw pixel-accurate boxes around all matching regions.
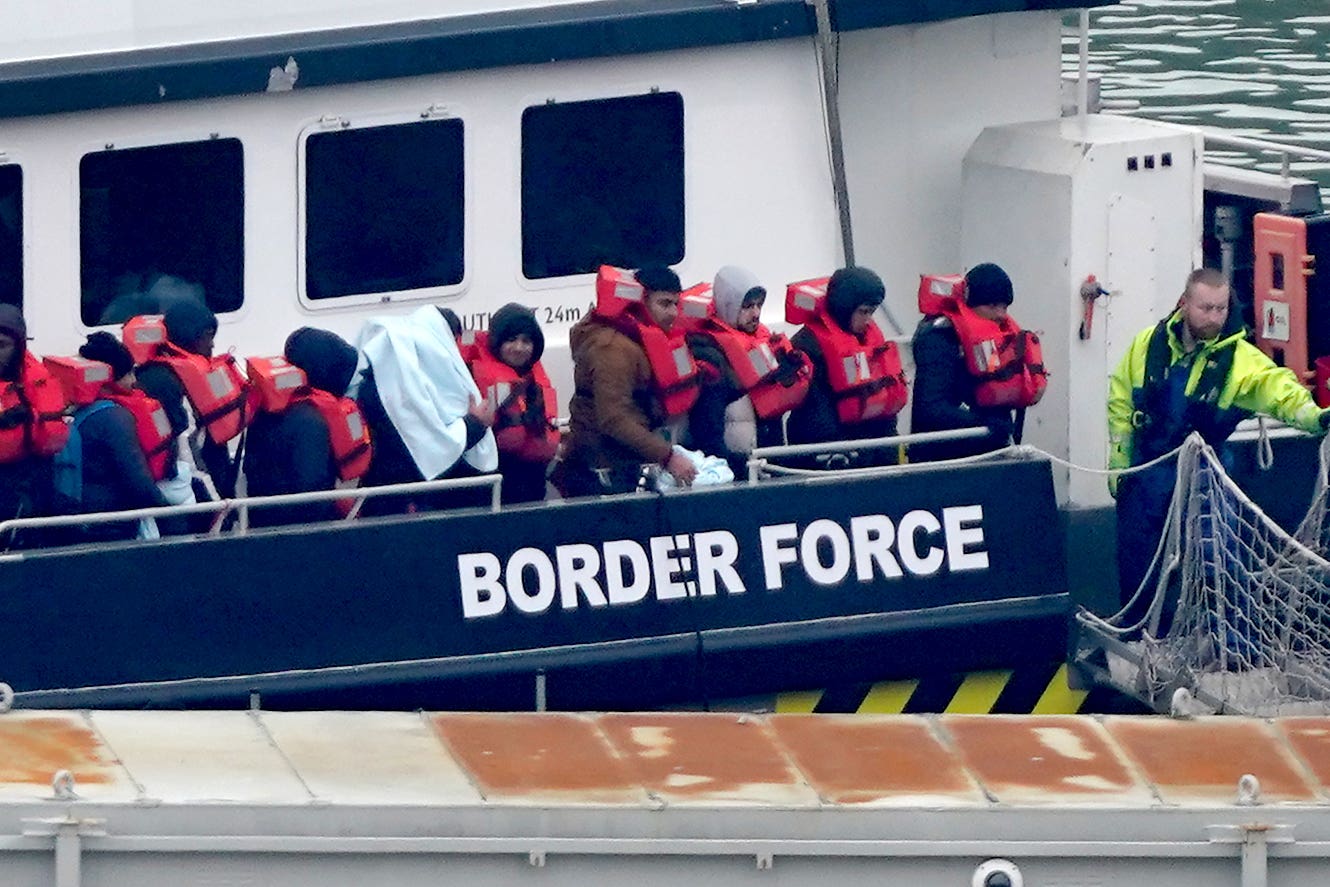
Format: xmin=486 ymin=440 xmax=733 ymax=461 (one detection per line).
xmin=666 ymin=451 xmax=698 ymax=486
xmin=468 ymin=395 xmax=496 ymax=428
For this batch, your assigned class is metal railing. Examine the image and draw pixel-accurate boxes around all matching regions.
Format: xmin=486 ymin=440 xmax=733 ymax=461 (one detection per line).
xmin=0 ymin=474 xmax=504 ymax=553
xmin=746 ymin=427 xmax=993 ymax=483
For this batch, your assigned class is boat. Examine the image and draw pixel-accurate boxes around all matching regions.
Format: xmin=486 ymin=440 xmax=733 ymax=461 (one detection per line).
xmin=3 ymin=708 xmax=1330 ymax=886
xmin=1 ymin=0 xmax=1327 ymax=713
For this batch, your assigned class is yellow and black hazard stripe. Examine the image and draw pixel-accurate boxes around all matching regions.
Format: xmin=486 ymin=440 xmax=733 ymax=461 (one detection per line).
xmin=774 ymin=662 xmax=1124 ymax=714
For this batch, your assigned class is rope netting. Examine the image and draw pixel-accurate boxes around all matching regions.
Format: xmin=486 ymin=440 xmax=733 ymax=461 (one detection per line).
xmin=1081 ymin=433 xmax=1330 ymax=716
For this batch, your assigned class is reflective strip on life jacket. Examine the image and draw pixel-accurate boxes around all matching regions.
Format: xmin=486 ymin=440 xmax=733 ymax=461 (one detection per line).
xmin=470 ymin=349 xmax=559 ymax=463
xmin=0 ymin=352 xmax=70 ymax=463
xmin=103 ymin=389 xmax=174 ymax=481
xmin=292 ymin=388 xmax=373 ymax=481
xmin=697 ymin=320 xmax=812 ymax=420
xmin=146 ymin=345 xmax=251 ymax=445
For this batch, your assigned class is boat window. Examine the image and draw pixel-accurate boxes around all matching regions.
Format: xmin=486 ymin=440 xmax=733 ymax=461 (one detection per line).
xmin=303 ymin=117 xmax=465 ymax=302
xmin=0 ymin=164 xmax=21 ymax=311
xmin=521 ymin=91 xmax=685 ymax=280
xmin=80 ymin=138 xmax=244 ymax=326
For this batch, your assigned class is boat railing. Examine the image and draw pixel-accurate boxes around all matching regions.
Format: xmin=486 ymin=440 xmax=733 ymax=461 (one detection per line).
xmin=0 ymin=473 xmax=504 ymax=552
xmin=746 ymin=427 xmax=992 ymax=483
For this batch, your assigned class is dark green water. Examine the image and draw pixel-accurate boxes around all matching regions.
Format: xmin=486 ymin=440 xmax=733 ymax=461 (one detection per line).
xmin=1067 ymin=1 xmax=1330 ymax=185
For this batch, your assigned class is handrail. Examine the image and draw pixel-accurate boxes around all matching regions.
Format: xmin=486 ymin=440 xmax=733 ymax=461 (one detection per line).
xmin=746 ymin=427 xmax=991 ymax=482
xmin=0 ymin=474 xmax=504 ymax=546
xmin=1201 ymin=130 xmax=1330 ymax=179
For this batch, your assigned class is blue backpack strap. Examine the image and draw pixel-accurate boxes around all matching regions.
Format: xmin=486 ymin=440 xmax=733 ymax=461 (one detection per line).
xmin=52 ymin=400 xmax=116 ymax=506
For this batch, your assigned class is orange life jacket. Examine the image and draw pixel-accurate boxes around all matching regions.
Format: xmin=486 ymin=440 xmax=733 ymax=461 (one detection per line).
xmin=468 ymin=332 xmax=559 ymax=463
xmin=247 ymin=356 xmax=307 ymax=413
xmin=918 ymin=273 xmax=1048 ymax=409
xmin=785 ymin=277 xmax=907 ymax=424
xmin=693 ymin=318 xmax=812 ymax=419
xmin=246 ymin=356 xmax=373 ymax=481
xmin=594 ymin=265 xmax=701 ymax=418
xmin=43 ymin=356 xmax=114 ymax=407
xmin=44 ymin=356 xmax=172 ymax=480
xmin=295 ymin=389 xmax=373 ymax=482
xmin=138 ymin=339 xmax=252 ymax=445
xmin=103 ymin=387 xmax=174 ymax=481
xmin=0 ymin=352 xmax=70 ymax=463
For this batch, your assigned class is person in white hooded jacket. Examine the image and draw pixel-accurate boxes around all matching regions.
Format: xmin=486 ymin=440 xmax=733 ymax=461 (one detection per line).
xmin=354 ymin=305 xmax=497 ymax=515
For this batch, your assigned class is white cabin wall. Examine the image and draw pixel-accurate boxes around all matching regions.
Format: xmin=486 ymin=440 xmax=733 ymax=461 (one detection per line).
xmin=4 ymin=38 xmax=839 ymax=406
xmin=834 ymin=12 xmax=1066 ymax=341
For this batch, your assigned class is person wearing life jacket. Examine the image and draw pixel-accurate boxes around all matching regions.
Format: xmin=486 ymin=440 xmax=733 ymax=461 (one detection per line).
xmin=910 ymin=263 xmax=1042 ymax=462
xmin=0 ymin=304 xmax=67 ymax=540
xmin=562 ymin=266 xmax=700 ymax=496
xmin=469 ymin=303 xmax=558 ymax=504
xmin=355 ymin=305 xmax=498 ymax=516
xmin=1108 ymin=267 xmax=1330 ymax=606
xmin=134 ymin=299 xmax=248 ymax=503
xmin=53 ymin=332 xmax=171 ymax=543
xmin=687 ymin=266 xmax=812 ymax=476
xmin=787 ymin=266 xmax=905 ymax=468
xmin=243 ymin=327 xmax=370 ymax=528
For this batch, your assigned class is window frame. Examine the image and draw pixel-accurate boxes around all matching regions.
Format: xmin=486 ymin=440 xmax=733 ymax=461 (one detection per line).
xmin=296 ymin=108 xmax=470 ymax=310
xmin=76 ymin=131 xmax=247 ymax=328
xmin=516 ymin=87 xmax=686 ymax=289
xmin=0 ymin=155 xmax=24 ymax=313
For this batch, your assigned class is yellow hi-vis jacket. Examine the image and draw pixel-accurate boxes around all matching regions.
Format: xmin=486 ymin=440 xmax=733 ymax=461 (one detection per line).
xmin=1107 ymin=309 xmax=1326 ymax=479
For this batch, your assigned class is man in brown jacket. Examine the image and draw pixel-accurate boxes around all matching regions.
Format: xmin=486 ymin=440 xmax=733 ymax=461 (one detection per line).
xmin=561 ymin=266 xmax=699 ymax=496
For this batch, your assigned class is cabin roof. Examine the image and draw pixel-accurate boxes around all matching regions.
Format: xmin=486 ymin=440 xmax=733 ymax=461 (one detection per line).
xmin=0 ymin=0 xmax=1113 ymax=121
xmin=4 ymin=710 xmax=1330 ymax=811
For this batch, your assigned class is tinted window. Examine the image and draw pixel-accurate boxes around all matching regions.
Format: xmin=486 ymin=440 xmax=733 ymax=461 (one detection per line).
xmin=522 ymin=91 xmax=684 ymax=279
xmin=80 ymin=138 xmax=244 ymax=326
xmin=304 ymin=118 xmax=465 ymax=301
xmin=0 ymin=164 xmax=20 ymax=311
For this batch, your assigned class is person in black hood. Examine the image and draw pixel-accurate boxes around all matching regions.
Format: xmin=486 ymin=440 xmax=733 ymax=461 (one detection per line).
xmin=910 ymin=262 xmax=1021 ymax=462
xmin=244 ymin=327 xmax=361 ymax=528
xmin=786 ymin=266 xmax=899 ymax=467
xmin=474 ymin=303 xmax=556 ymax=504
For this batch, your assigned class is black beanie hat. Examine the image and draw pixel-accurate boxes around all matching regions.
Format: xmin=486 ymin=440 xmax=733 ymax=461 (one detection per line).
xmin=79 ymin=331 xmax=135 ymax=380
xmin=284 ymin=327 xmax=360 ymax=397
xmin=487 ymin=303 xmax=545 ymax=367
xmin=163 ymin=299 xmax=218 ymax=350
xmin=825 ymin=266 xmax=885 ymax=332
xmin=965 ymin=263 xmax=1014 ymax=308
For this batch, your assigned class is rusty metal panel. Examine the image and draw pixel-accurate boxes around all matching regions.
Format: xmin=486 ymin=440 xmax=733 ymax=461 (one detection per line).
xmin=258 ymin=711 xmax=483 ymax=806
xmin=0 ymin=711 xmax=134 ymax=802
xmin=1274 ymin=718 xmax=1330 ymax=799
xmin=431 ymin=712 xmax=648 ymax=805
xmin=942 ymin=715 xmax=1152 ymax=806
xmin=597 ymin=713 xmax=819 ymax=807
xmin=771 ymin=714 xmax=985 ymax=806
xmin=88 ymin=710 xmax=310 ymax=804
xmin=1106 ymin=716 xmax=1319 ymax=805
